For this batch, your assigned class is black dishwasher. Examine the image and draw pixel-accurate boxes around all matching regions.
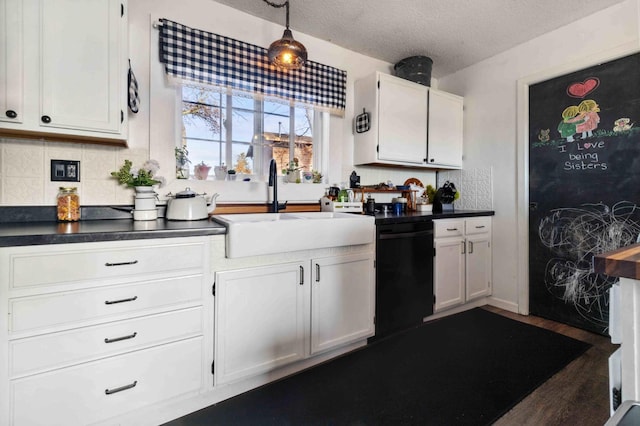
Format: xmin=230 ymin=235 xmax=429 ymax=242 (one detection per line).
xmin=370 ymin=220 xmax=434 ymax=342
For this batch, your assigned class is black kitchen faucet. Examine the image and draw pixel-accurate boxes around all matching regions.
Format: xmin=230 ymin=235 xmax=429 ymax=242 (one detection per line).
xmin=269 ymin=159 xmax=287 ymax=213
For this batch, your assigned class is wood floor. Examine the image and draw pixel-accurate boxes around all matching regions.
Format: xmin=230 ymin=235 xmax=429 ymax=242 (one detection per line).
xmin=484 ymin=306 xmax=618 ymax=426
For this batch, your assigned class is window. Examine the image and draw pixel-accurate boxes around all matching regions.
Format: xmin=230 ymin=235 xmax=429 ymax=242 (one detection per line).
xmin=180 ymin=86 xmax=323 ymax=178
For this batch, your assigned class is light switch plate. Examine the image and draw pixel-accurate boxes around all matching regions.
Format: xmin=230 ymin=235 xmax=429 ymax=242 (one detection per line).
xmin=51 ymin=160 xmax=80 ymax=182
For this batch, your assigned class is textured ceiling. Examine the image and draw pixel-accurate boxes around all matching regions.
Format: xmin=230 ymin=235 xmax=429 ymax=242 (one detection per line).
xmin=211 ymin=0 xmax=626 ymax=78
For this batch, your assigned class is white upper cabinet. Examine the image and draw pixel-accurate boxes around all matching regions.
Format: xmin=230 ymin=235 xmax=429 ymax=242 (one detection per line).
xmin=0 ymin=0 xmax=128 ymax=145
xmin=427 ymin=88 xmax=464 ymax=168
xmin=354 ymin=72 xmax=463 ymax=169
xmin=377 ymin=73 xmax=428 ymax=165
xmin=0 ymin=0 xmax=23 ymax=125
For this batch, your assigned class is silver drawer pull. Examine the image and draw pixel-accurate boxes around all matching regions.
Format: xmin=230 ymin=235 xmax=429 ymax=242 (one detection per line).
xmin=446 ymin=228 xmax=458 ymax=231
xmin=105 ymin=296 xmax=138 ymax=305
xmin=105 ymin=260 xmax=139 ymax=267
xmin=475 ymin=225 xmax=486 ymax=229
xmin=104 ymin=332 xmax=137 ymax=344
xmin=105 ymin=380 xmax=137 ymax=395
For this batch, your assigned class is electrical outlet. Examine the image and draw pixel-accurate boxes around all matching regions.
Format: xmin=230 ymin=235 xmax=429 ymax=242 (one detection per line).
xmin=51 ymin=160 xmax=81 ymax=182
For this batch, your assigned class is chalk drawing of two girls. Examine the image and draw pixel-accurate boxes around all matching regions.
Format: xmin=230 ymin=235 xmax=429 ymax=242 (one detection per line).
xmin=557 ymin=99 xmax=601 ymax=142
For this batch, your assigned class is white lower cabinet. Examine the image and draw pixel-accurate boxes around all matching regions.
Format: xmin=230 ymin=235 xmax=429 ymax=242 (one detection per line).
xmin=12 ymin=337 xmax=203 ymax=426
xmin=433 ymin=217 xmax=492 ymax=312
xmin=0 ymin=237 xmax=210 ymax=426
xmin=433 ymin=236 xmax=465 ymax=311
xmin=310 ymin=254 xmax=375 ymax=355
xmin=214 ymin=262 xmax=307 ymax=385
xmin=214 ymin=252 xmax=374 ymax=385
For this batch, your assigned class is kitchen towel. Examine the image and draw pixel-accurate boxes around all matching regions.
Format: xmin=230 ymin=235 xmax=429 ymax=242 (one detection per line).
xmin=355 ymin=108 xmax=370 ymax=133
xmin=128 ymin=59 xmax=140 ymax=113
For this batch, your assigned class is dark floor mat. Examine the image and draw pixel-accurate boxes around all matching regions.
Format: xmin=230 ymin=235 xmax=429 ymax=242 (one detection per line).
xmin=166 ymin=308 xmax=591 ymax=426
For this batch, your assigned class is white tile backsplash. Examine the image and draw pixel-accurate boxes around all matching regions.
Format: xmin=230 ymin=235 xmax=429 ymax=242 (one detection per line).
xmin=1 ymin=136 xmax=494 ymax=210
xmin=1 ymin=137 xmax=147 ymax=206
xmin=437 ymin=166 xmax=493 ymax=210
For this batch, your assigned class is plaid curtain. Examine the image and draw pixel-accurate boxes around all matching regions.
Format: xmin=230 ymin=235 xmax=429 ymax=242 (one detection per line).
xmin=159 ymin=18 xmax=347 ymax=116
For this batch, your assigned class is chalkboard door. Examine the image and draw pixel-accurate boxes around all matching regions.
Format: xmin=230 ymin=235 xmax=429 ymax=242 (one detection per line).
xmin=529 ymin=52 xmax=640 ymax=334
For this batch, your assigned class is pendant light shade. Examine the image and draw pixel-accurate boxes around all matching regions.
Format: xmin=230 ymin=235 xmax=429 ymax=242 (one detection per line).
xmin=264 ymin=0 xmax=307 ymax=70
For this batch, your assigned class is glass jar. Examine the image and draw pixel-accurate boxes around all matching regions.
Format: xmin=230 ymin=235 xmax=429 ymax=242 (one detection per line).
xmin=57 ymin=187 xmax=80 ymax=222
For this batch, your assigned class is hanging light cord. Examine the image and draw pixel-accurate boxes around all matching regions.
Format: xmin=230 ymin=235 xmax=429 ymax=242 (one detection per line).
xmin=263 ymin=0 xmax=290 ymax=28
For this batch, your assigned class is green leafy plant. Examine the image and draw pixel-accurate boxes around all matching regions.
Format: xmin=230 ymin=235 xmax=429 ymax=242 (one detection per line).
xmin=312 ymin=170 xmax=323 ymax=183
xmin=111 ymin=159 xmax=163 ymax=187
xmin=425 ymin=185 xmax=436 ymax=203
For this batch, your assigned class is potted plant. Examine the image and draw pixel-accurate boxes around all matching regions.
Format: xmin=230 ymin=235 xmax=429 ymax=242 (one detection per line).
xmin=227 ymin=169 xmax=237 ymax=181
xmin=282 ymin=159 xmax=302 ymax=183
xmin=111 ymin=159 xmax=164 ymax=218
xmin=425 ymin=185 xmax=436 ymax=204
xmin=194 ymin=161 xmax=211 ymax=180
xmin=175 ymin=146 xmax=191 ymax=179
xmin=312 ymin=169 xmax=323 ymax=184
xmin=111 ymin=159 xmax=164 ymax=189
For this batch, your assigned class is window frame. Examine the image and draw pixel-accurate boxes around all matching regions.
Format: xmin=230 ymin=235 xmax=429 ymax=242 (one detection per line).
xmin=179 ymin=86 xmax=325 ymax=180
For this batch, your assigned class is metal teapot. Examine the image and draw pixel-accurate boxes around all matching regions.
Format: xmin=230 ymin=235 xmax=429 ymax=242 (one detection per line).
xmin=165 ymin=188 xmax=220 ymax=220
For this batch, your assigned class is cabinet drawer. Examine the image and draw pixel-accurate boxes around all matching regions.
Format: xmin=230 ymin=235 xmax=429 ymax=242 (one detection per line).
xmin=10 ymin=307 xmax=203 ymax=377
xmin=11 ymin=337 xmax=203 ymax=426
xmin=434 ymin=219 xmax=464 ymax=238
xmin=465 ymin=217 xmax=491 ymax=235
xmin=7 ymin=240 xmax=205 ymax=290
xmin=9 ymin=275 xmax=203 ymax=333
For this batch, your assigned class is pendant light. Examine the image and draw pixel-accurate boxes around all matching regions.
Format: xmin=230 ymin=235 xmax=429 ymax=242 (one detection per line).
xmin=263 ymin=0 xmax=307 ymax=70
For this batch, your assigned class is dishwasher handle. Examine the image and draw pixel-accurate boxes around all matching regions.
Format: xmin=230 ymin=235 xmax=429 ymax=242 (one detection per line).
xmin=378 ymin=229 xmax=433 ymax=240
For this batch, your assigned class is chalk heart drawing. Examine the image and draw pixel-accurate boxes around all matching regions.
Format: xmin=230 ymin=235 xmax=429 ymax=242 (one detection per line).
xmin=567 ymin=78 xmax=600 ymax=98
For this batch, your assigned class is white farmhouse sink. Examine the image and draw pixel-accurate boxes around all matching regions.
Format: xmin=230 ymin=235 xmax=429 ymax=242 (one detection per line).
xmin=212 ymin=212 xmax=375 ymax=258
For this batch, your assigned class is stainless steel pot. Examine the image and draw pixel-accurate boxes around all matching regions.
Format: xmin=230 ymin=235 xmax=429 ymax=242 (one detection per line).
xmin=165 ymin=188 xmax=219 ymax=220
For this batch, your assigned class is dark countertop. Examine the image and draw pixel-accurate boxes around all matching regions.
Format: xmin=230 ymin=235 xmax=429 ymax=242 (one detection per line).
xmin=371 ymin=209 xmax=495 ymax=225
xmin=593 ymin=243 xmax=640 ymax=280
xmin=0 ymin=206 xmax=226 ymax=247
xmin=0 ymin=206 xmax=494 ymax=247
xmin=0 ymin=219 xmax=226 ymax=247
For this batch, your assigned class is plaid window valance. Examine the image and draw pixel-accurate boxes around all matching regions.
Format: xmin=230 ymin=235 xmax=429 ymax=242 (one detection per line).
xmin=159 ymin=18 xmax=347 ymax=116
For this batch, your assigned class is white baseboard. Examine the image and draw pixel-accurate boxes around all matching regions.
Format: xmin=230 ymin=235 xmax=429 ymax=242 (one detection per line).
xmin=487 ymin=296 xmax=519 ymax=313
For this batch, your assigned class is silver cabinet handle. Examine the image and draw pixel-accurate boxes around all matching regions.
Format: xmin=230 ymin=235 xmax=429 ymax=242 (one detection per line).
xmin=316 ymin=263 xmax=320 ymax=282
xmin=299 ymin=265 xmax=304 ymax=285
xmin=104 ymin=332 xmax=137 ymax=344
xmin=105 ymin=380 xmax=137 ymax=395
xmin=475 ymin=225 xmax=486 ymax=229
xmin=461 ymin=241 xmax=466 ymax=254
xmin=105 ymin=260 xmax=138 ymax=267
xmin=105 ymin=296 xmax=138 ymax=305
xmin=469 ymin=241 xmax=474 ymax=254
xmin=446 ymin=228 xmax=458 ymax=231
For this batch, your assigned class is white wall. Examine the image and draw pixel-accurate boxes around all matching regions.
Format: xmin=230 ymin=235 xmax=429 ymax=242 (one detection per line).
xmin=437 ymin=0 xmax=640 ymax=312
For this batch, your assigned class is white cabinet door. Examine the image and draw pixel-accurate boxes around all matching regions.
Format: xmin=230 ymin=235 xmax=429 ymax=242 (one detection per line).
xmin=310 ymin=254 xmax=375 ymax=355
xmin=214 ymin=263 xmax=308 ymax=385
xmin=40 ymin=0 xmax=124 ymax=134
xmin=465 ymin=233 xmax=492 ymax=301
xmin=433 ymin=238 xmax=465 ymax=312
xmin=0 ymin=0 xmax=127 ymax=143
xmin=0 ymin=0 xmax=23 ymax=124
xmin=427 ymin=88 xmax=463 ymax=168
xmin=377 ymin=73 xmax=428 ymax=165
